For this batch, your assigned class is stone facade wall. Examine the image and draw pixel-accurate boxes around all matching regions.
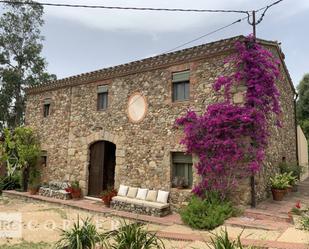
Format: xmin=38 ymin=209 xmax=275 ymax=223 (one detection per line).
xmin=25 ymin=43 xmax=297 ymax=210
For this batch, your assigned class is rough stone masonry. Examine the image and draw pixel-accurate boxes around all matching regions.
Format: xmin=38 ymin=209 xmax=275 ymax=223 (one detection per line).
xmin=25 ymin=36 xmax=297 ymax=211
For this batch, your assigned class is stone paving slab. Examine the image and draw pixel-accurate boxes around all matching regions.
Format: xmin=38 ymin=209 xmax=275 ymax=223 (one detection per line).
xmin=226 ymin=217 xmax=292 ymax=231
xmin=2 ymin=190 xmax=182 ymax=226
xmin=277 ymin=227 xmax=309 ymax=244
xmin=213 ymin=225 xmax=281 ymax=241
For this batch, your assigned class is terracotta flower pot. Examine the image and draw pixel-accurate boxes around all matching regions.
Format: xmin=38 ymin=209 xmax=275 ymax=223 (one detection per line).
xmin=101 ymin=191 xmax=117 ymax=207
xmin=71 ymin=189 xmax=81 ymax=199
xmin=28 ymin=187 xmax=38 ymax=195
xmin=271 ymin=188 xmax=286 ymax=201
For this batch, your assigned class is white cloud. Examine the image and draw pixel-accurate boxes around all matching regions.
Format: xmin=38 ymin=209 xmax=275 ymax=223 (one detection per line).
xmin=41 ymin=0 xmax=252 ymax=32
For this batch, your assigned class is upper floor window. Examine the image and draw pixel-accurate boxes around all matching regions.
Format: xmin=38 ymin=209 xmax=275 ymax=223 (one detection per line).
xmin=43 ymin=99 xmax=51 ymax=117
xmin=97 ymin=85 xmax=108 ymax=110
xmin=171 ymin=152 xmax=193 ymax=189
xmin=172 ymin=70 xmax=190 ymax=102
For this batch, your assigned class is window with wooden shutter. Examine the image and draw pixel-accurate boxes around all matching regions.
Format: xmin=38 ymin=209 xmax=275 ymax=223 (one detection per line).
xmin=97 ymin=85 xmax=108 ymax=110
xmin=172 ymin=70 xmax=190 ymax=102
xmin=171 ymin=152 xmax=193 ymax=188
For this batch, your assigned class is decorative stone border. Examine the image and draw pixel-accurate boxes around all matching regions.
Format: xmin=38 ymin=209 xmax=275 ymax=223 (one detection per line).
xmin=111 ymin=199 xmax=171 ymax=217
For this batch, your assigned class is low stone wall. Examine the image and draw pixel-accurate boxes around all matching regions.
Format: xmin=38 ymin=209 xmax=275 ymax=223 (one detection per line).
xmin=39 ymin=187 xmax=71 ymax=200
xmin=111 ymin=200 xmax=170 ymax=217
xmin=169 ymin=189 xmax=192 ymax=212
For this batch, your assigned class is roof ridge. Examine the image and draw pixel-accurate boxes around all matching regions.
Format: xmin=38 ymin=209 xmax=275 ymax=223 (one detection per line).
xmin=26 ymin=35 xmax=280 ymax=94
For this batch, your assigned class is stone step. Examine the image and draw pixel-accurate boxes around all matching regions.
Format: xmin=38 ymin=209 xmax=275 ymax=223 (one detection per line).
xmin=243 ymin=209 xmax=292 ymax=223
xmin=225 ymin=217 xmax=291 ymax=231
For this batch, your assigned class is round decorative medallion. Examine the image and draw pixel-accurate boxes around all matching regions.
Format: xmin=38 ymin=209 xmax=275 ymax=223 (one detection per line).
xmin=127 ymin=93 xmax=147 ymax=123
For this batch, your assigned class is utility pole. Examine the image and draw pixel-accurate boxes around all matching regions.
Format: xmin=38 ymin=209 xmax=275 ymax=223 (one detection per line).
xmin=250 ymin=10 xmax=257 ymax=208
xmin=252 ymin=10 xmax=256 ymax=38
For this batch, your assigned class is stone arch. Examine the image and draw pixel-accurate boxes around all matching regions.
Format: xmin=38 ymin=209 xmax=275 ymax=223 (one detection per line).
xmin=81 ymin=130 xmax=125 ymax=195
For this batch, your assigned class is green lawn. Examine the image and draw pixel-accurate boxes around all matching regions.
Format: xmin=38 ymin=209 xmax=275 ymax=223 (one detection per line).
xmin=1 ymin=241 xmax=52 ymax=249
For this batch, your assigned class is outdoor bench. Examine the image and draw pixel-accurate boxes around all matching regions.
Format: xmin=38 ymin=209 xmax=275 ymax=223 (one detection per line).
xmin=111 ymin=185 xmax=170 ymax=217
xmin=39 ymin=181 xmax=71 ymax=200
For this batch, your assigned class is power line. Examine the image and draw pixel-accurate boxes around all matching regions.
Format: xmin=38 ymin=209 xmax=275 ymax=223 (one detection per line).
xmin=0 ymin=1 xmax=249 ymax=14
xmin=163 ymin=17 xmax=245 ymax=54
xmin=248 ymin=0 xmax=284 ymax=26
xmin=163 ymin=0 xmax=284 ymax=53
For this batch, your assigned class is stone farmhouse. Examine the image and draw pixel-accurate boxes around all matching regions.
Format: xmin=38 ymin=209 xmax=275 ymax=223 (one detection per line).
xmin=25 ymin=36 xmax=299 ymax=210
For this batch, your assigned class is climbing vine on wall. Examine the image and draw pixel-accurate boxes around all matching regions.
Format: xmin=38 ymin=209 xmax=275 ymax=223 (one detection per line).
xmin=175 ymin=36 xmax=282 ymax=198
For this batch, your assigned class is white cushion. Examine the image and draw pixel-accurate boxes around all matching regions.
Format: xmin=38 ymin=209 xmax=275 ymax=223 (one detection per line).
xmin=117 ymin=185 xmax=129 ymax=196
xmin=126 ymin=187 xmax=138 ymax=198
xmin=136 ymin=188 xmax=148 ymax=200
xmin=146 ymin=190 xmax=158 ymax=202
xmin=157 ymin=190 xmax=169 ymax=203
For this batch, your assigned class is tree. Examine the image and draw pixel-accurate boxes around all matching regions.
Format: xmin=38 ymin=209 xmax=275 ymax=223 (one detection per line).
xmin=0 ymin=0 xmax=56 ymax=130
xmin=0 ymin=126 xmax=41 ymax=191
xmin=297 ymin=74 xmax=309 ymax=139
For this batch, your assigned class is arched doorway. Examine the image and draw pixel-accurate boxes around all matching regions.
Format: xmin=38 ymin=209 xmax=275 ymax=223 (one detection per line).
xmin=88 ymin=141 xmax=116 ymax=197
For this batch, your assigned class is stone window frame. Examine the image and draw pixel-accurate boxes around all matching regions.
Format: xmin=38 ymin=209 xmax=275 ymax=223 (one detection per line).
xmin=170 ymin=151 xmax=193 ymax=190
xmin=42 ymin=97 xmax=53 ymax=118
xmin=96 ymin=82 xmax=111 ymax=112
xmin=167 ymin=63 xmax=197 ymax=106
xmin=172 ymin=70 xmax=190 ymax=102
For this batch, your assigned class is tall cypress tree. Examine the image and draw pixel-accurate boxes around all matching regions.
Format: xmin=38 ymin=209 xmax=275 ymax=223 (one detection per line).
xmin=0 ymin=0 xmax=56 ymax=130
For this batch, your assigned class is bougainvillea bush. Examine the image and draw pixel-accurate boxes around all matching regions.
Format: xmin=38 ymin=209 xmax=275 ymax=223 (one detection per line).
xmin=175 ymin=36 xmax=282 ymax=198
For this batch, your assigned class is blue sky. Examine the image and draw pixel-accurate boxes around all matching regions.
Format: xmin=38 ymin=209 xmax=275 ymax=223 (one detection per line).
xmin=34 ymin=0 xmax=309 ymax=86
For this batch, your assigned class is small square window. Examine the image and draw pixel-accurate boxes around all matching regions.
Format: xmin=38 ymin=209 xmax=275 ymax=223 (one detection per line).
xmin=97 ymin=85 xmax=108 ymax=110
xmin=172 ymin=70 xmax=190 ymax=102
xmin=171 ymin=152 xmax=193 ymax=188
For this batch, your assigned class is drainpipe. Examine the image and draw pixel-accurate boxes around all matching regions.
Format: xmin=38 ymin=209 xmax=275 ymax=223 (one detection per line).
xmin=294 ymin=93 xmax=299 ymax=167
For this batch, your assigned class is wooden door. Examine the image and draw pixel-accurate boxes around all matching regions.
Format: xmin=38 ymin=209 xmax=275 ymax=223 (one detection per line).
xmin=88 ymin=141 xmax=105 ymax=196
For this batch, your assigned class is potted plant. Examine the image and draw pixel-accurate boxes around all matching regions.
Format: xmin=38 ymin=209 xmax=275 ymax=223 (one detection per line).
xmin=270 ymin=173 xmax=289 ymax=201
xmin=101 ymin=188 xmax=117 ymax=207
xmin=28 ymin=166 xmax=41 ymax=195
xmin=286 ymin=172 xmax=297 ymax=193
xmin=172 ymin=176 xmax=188 ymax=189
xmin=279 ymin=162 xmax=301 ymax=192
xmin=65 ymin=181 xmax=82 ymax=199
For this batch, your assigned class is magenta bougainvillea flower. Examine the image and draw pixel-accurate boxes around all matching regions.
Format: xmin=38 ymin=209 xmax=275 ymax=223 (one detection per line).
xmin=175 ymin=36 xmax=281 ymax=198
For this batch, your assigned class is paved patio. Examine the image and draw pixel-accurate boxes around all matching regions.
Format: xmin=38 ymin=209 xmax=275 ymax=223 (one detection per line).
xmin=2 ymin=178 xmax=309 ymax=249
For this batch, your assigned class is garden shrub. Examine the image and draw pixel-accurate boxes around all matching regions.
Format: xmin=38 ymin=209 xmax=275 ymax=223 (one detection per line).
xmin=105 ymin=221 xmax=165 ymax=249
xmin=208 ymin=227 xmax=260 ymax=249
xmin=0 ymin=173 xmax=21 ymax=192
xmin=180 ymin=193 xmax=234 ymax=230
xmin=0 ymin=127 xmax=41 ymax=191
xmin=55 ymin=216 xmax=104 ymax=249
xmin=279 ymin=162 xmax=303 ymax=178
xmin=300 ymin=215 xmax=309 ymax=231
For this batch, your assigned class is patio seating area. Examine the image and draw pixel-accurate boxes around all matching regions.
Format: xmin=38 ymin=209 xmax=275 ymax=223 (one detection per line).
xmin=2 ymin=178 xmax=309 ymax=249
xmin=111 ymin=185 xmax=171 ymax=217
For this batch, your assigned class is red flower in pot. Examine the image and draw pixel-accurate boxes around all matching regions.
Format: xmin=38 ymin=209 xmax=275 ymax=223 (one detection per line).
xmin=295 ymin=200 xmax=301 ymax=209
xmin=65 ymin=181 xmax=82 ymax=199
xmin=101 ymin=189 xmax=117 ymax=207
